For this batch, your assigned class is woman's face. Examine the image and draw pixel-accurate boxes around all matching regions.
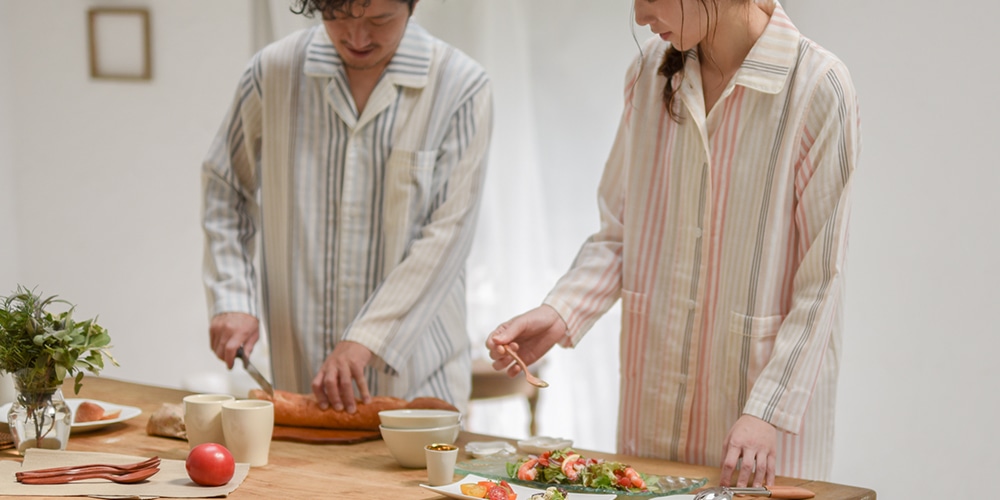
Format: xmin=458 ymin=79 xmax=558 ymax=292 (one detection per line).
xmin=634 ymin=0 xmax=710 ymax=51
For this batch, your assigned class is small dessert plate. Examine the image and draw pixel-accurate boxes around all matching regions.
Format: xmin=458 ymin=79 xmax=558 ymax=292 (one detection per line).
xmin=516 ymin=436 xmax=573 ymax=455
xmin=465 ymin=440 xmax=516 ymax=458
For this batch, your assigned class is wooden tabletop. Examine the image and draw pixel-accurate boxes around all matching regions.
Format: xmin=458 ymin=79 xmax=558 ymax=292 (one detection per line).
xmin=0 ymin=377 xmax=876 ymax=499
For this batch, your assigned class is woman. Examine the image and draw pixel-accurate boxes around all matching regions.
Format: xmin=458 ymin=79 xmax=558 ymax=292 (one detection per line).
xmin=486 ymin=0 xmax=860 ymax=488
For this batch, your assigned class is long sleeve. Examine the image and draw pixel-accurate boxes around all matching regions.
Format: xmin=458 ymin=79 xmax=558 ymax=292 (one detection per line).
xmin=201 ymin=56 xmax=264 ymax=318
xmin=543 ymin=108 xmax=629 ymax=346
xmin=743 ymin=59 xmax=861 ymax=433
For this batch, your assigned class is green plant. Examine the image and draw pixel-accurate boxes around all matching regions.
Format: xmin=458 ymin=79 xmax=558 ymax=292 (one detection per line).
xmin=0 ymin=285 xmax=117 ymax=394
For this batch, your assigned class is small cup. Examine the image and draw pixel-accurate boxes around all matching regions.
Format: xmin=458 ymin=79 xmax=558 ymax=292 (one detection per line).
xmin=221 ymin=399 xmax=274 ymax=467
xmin=424 ymin=443 xmax=458 ymax=486
xmin=183 ymin=393 xmax=235 ymax=449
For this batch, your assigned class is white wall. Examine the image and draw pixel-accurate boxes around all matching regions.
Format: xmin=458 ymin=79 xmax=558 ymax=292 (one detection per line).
xmin=2 ymin=1 xmax=998 ymax=498
xmin=784 ymin=1 xmax=1000 ymax=497
xmin=0 ymin=2 xmax=18 ymax=288
xmin=2 ymin=0 xmax=255 ymax=390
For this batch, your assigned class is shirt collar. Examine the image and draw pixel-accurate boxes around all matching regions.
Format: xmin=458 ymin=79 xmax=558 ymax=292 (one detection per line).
xmin=731 ymin=0 xmax=801 ymax=94
xmin=303 ymin=21 xmax=433 ymax=89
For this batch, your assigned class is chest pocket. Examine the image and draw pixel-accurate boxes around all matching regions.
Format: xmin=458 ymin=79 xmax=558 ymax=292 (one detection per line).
xmin=383 ymin=148 xmax=437 ymax=265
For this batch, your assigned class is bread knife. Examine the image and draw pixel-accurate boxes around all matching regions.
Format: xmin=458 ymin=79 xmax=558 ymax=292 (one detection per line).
xmin=236 ymin=346 xmax=275 ymax=397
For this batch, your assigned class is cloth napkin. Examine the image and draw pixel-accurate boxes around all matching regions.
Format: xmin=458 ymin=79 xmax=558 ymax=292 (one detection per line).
xmin=0 ymin=448 xmax=250 ymax=498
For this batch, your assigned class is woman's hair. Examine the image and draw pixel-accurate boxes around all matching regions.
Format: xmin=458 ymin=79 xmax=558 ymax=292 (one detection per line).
xmin=656 ymin=0 xmax=730 ymax=122
xmin=291 ymin=0 xmax=416 ymax=19
xmin=657 ymin=48 xmax=687 ymax=121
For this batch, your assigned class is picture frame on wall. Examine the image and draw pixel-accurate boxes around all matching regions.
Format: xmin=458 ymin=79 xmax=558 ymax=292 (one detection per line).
xmin=87 ymin=7 xmax=152 ymax=81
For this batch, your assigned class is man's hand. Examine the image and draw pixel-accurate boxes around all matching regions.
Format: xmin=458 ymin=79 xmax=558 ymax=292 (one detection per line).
xmin=311 ymin=341 xmax=373 ymax=414
xmin=209 ymin=312 xmax=260 ymax=369
xmin=720 ymin=414 xmax=778 ymax=488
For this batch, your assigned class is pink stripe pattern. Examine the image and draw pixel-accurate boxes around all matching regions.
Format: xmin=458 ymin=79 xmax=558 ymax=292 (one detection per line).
xmin=543 ymin=0 xmax=860 ymax=480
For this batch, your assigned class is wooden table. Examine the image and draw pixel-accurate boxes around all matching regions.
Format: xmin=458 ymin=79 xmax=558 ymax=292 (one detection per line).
xmin=0 ymin=377 xmax=876 ymax=499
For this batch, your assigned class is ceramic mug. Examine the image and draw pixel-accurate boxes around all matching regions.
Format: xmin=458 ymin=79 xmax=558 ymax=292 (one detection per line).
xmin=221 ymin=399 xmax=274 ymax=467
xmin=424 ymin=443 xmax=459 ymax=486
xmin=183 ymin=393 xmax=235 ymax=449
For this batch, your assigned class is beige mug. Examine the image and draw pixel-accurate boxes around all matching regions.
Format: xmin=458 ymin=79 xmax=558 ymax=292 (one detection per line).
xmin=221 ymin=399 xmax=274 ymax=467
xmin=183 ymin=393 xmax=235 ymax=449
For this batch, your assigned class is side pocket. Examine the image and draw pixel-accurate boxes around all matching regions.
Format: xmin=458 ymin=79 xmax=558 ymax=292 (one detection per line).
xmin=620 ymin=289 xmax=648 ymax=315
xmin=729 ymin=311 xmax=783 ymax=383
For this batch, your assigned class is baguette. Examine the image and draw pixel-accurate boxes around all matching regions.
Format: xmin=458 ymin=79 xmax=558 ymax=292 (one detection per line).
xmin=249 ymin=389 xmax=458 ymax=430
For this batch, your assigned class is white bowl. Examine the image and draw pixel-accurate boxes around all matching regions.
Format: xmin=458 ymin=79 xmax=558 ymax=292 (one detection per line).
xmin=378 ymin=409 xmax=461 ymax=429
xmin=379 ymin=423 xmax=460 ymax=468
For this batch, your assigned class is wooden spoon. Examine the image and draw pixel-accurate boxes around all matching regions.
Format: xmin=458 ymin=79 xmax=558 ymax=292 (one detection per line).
xmin=501 ymin=345 xmax=549 ymax=388
xmin=18 ymin=466 xmax=160 ymax=485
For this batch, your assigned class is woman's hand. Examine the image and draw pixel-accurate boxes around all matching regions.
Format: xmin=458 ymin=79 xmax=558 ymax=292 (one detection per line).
xmin=720 ymin=414 xmax=777 ymax=488
xmin=485 ymin=305 xmax=568 ymax=376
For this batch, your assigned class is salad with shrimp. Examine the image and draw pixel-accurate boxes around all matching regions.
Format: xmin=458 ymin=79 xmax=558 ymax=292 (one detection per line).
xmin=506 ymin=448 xmax=648 ymax=493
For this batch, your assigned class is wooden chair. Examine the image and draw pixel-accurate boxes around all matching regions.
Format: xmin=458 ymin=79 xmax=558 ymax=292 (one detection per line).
xmin=469 ymin=358 xmax=540 ymax=436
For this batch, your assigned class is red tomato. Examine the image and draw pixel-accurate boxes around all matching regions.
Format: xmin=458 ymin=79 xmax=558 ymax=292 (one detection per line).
xmin=186 ymin=443 xmax=236 ymax=486
xmin=485 ymin=484 xmax=510 ymax=500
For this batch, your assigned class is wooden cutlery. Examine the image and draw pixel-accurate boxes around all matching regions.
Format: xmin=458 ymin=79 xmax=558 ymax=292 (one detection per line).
xmin=16 ymin=456 xmax=160 ymax=484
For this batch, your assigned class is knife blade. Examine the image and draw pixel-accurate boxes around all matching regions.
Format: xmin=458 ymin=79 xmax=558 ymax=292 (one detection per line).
xmin=236 ymin=346 xmax=274 ymax=397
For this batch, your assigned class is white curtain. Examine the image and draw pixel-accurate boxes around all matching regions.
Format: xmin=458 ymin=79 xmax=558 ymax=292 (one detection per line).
xmin=246 ymin=0 xmax=639 ymax=453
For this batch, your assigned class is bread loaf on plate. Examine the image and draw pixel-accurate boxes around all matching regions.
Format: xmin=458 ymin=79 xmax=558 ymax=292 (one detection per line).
xmin=248 ymin=389 xmax=458 ymax=430
xmin=74 ymin=401 xmax=122 ymax=423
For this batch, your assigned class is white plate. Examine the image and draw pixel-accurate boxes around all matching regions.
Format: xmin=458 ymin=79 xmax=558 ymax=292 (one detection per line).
xmin=421 ymin=473 xmax=617 ymax=500
xmin=648 ymin=496 xmax=696 ymax=500
xmin=0 ymin=398 xmax=141 ymax=434
xmin=516 ymin=436 xmax=573 ymax=455
xmin=465 ymin=440 xmax=517 ymax=459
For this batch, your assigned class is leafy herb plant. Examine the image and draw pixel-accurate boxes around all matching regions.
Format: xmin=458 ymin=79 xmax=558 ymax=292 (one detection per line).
xmin=0 ymin=285 xmax=118 ymax=450
xmin=0 ymin=285 xmax=117 ymax=392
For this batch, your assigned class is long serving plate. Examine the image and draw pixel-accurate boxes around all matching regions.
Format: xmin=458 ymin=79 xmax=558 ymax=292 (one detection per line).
xmin=454 ymin=455 xmax=707 ymax=499
xmin=421 ymin=474 xmax=618 ymax=500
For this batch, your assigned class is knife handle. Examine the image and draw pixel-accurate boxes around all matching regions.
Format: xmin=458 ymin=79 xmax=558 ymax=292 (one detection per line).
xmin=236 ymin=346 xmax=249 ymax=367
xmin=767 ymin=485 xmax=815 ymax=499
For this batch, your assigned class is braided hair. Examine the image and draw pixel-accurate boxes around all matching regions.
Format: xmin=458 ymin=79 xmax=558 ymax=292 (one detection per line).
xmin=657 ymin=47 xmax=687 ymax=122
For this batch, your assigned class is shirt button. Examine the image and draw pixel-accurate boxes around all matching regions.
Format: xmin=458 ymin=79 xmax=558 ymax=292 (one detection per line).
xmin=694 ymin=227 xmax=703 ymax=238
xmin=687 ymin=300 xmax=696 ymax=310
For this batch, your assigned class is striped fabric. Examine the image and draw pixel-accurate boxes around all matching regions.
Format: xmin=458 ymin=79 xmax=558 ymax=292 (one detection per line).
xmin=202 ymin=21 xmax=493 ymax=413
xmin=543 ymin=1 xmax=860 ymax=479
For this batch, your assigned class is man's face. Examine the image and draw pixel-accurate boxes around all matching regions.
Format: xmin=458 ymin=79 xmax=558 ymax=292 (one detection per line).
xmin=322 ymin=0 xmax=415 ymax=74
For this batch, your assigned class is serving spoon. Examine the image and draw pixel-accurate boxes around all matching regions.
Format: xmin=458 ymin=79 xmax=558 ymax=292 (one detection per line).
xmin=693 ymin=485 xmax=815 ymax=500
xmin=501 ymin=345 xmax=549 ymax=388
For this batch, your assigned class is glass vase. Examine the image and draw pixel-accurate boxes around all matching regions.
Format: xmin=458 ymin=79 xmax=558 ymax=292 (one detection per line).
xmin=7 ymin=373 xmax=71 ymax=454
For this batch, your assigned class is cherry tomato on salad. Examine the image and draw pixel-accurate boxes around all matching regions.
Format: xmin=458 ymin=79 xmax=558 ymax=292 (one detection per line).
xmin=185 ymin=443 xmax=235 ymax=486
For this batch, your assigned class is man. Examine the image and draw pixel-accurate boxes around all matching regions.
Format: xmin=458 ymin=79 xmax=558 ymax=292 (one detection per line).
xmin=201 ymin=0 xmax=492 ymax=415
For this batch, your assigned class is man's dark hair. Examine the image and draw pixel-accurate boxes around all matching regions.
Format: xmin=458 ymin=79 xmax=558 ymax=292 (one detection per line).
xmin=291 ymin=0 xmax=417 ymax=19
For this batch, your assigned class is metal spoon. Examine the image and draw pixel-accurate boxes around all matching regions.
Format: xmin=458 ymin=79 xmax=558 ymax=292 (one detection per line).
xmin=693 ymin=485 xmax=815 ymax=500
xmin=501 ymin=345 xmax=549 ymax=388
